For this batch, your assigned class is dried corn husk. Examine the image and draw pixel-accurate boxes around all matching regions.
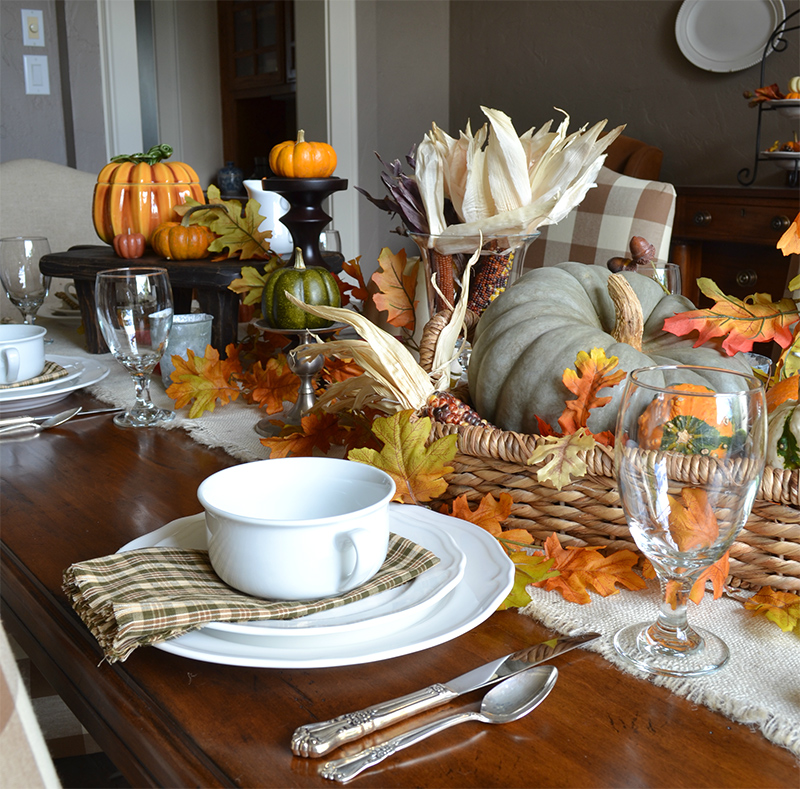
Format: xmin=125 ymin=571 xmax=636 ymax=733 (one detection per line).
xmin=416 ymin=106 xmax=624 ymax=255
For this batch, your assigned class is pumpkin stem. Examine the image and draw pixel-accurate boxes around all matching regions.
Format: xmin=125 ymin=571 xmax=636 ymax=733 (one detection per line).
xmin=110 ymin=143 xmax=174 ymax=166
xmin=608 ymin=273 xmax=643 ymax=351
xmin=293 ymin=247 xmax=306 ymax=270
xmin=296 ymin=129 xmax=306 ymax=143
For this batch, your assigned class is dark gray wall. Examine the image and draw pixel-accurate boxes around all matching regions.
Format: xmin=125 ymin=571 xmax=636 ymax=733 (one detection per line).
xmin=448 ymin=0 xmax=800 ymax=187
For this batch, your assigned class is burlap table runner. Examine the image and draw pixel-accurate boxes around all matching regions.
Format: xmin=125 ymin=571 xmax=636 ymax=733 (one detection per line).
xmin=63 ymin=533 xmax=439 ymax=663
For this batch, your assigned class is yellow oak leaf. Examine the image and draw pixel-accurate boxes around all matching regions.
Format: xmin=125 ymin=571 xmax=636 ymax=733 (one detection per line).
xmin=370 ymin=247 xmax=419 ymax=330
xmin=227 ymin=264 xmax=281 ymax=308
xmin=348 ymin=410 xmax=457 ymax=504
xmin=166 ymin=345 xmax=241 ymax=418
xmin=533 ymin=533 xmax=646 ymax=605
xmin=498 ymin=552 xmax=559 ymax=610
xmin=240 ymin=356 xmax=299 ymax=414
xmin=558 ymin=348 xmax=626 ymax=434
xmin=743 ymin=586 xmax=800 ymax=632
xmin=527 ymin=428 xmax=597 ymax=490
xmin=667 ymin=487 xmax=719 ymax=552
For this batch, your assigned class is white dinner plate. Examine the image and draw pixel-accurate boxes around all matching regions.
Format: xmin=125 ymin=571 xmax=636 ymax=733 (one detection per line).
xmin=123 ymin=504 xmax=514 ymax=668
xmin=0 ymin=356 xmax=84 ymax=398
xmin=675 ymin=0 xmax=785 ymax=72
xmin=0 ymin=355 xmax=109 ymax=414
xmin=39 ymin=304 xmax=82 ymax=321
xmin=120 ymin=507 xmax=467 ymax=644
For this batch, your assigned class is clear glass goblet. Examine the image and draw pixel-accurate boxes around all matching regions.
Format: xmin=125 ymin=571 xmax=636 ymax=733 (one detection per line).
xmin=637 ymin=261 xmax=682 ymax=295
xmin=0 ymin=236 xmax=52 ymax=324
xmin=95 ymin=267 xmax=175 ymax=428
xmin=613 ymin=364 xmax=766 ymax=677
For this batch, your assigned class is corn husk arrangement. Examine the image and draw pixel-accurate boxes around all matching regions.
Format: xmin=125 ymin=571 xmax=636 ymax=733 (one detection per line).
xmin=415 ymin=107 xmax=624 ymax=254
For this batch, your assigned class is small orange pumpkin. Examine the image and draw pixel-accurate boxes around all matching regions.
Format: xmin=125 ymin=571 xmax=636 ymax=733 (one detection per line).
xmin=786 ymin=92 xmax=800 ymax=99
xmin=112 ymin=232 xmax=146 ymax=260
xmin=151 ymin=221 xmax=215 ymax=260
xmin=269 ymin=130 xmax=337 ymax=178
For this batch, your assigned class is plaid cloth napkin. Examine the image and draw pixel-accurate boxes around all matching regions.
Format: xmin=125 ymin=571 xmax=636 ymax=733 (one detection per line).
xmin=0 ymin=360 xmax=69 ymax=390
xmin=63 ymin=533 xmax=439 ymax=663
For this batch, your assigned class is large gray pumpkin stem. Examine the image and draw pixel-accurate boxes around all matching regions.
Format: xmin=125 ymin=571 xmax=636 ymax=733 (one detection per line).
xmin=608 ymin=273 xmax=643 ymax=351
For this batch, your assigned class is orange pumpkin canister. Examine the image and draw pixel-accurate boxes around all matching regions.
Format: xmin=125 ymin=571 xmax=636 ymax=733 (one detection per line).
xmin=92 ymin=144 xmax=205 ymax=246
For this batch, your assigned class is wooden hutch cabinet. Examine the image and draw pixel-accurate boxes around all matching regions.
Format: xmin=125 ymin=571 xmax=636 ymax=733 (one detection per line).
xmin=217 ymin=0 xmax=296 ymax=184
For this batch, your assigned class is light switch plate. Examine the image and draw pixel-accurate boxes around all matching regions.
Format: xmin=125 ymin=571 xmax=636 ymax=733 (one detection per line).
xmin=23 ymin=55 xmax=50 ymax=95
xmin=22 ymin=9 xmax=45 ymax=47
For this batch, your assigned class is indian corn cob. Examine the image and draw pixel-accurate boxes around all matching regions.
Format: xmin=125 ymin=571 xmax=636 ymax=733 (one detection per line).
xmin=423 ymin=391 xmax=491 ymax=427
xmin=431 ymin=250 xmax=456 ymax=312
xmin=467 ymin=248 xmax=514 ymax=315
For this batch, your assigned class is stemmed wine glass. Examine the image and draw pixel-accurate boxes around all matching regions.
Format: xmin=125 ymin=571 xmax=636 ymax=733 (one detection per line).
xmin=613 ymin=364 xmax=767 ymax=677
xmin=0 ymin=236 xmax=52 ymax=324
xmin=95 ymin=267 xmax=175 ymax=428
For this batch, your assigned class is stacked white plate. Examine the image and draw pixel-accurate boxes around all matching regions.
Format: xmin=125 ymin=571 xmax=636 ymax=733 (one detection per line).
xmin=120 ymin=503 xmax=515 ymax=668
xmin=0 ymin=355 xmax=109 ymax=414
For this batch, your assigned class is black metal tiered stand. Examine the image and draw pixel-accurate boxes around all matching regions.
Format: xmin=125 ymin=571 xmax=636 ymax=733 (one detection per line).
xmin=253 ymin=176 xmax=349 ymax=438
xmin=738 ymin=9 xmax=799 ymax=187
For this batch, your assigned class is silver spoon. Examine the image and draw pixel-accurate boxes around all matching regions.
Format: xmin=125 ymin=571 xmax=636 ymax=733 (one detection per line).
xmin=319 ymin=665 xmax=558 ymax=783
xmin=0 ymin=407 xmax=82 ymax=436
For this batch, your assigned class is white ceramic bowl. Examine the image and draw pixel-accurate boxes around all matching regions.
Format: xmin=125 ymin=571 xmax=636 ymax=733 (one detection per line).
xmin=197 ymin=457 xmax=395 ymax=600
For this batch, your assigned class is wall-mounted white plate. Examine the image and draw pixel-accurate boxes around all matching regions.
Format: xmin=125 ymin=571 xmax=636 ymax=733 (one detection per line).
xmin=676 ymin=0 xmax=786 ymax=72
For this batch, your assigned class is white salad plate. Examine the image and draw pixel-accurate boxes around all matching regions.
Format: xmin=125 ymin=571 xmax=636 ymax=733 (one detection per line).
xmin=762 ymin=150 xmax=800 ymax=171
xmin=120 ymin=503 xmax=514 ymax=668
xmin=764 ymin=99 xmax=800 ymax=120
xmin=0 ymin=357 xmax=84 ymax=397
xmin=120 ymin=506 xmax=467 ymax=643
xmin=675 ymin=0 xmax=785 ymax=72
xmin=39 ymin=304 xmax=82 ymax=321
xmin=0 ymin=355 xmax=109 ymax=414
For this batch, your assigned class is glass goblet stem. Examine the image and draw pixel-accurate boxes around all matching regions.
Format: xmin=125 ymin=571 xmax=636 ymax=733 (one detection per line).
xmin=645 ymin=576 xmax=703 ymax=654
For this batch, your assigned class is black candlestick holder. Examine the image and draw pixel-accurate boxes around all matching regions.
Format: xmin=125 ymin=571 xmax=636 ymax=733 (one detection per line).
xmin=261 ymin=177 xmax=348 ymax=271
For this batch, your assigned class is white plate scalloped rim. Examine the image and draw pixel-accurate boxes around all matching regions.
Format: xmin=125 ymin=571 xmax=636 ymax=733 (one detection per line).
xmin=0 ymin=355 xmax=109 ymax=413
xmin=675 ymin=0 xmax=786 ymax=73
xmin=120 ymin=508 xmax=467 ymax=640
xmin=119 ymin=503 xmax=514 ymax=668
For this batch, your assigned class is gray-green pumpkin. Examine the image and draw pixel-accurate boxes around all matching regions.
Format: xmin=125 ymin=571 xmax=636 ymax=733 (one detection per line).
xmin=468 ymin=262 xmax=752 ymax=435
xmin=262 ymin=247 xmax=341 ymax=330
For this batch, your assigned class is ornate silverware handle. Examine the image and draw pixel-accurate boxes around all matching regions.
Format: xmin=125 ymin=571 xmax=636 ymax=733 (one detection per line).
xmin=291 ymin=683 xmax=457 ymax=757
xmin=319 ymin=710 xmax=478 ymax=783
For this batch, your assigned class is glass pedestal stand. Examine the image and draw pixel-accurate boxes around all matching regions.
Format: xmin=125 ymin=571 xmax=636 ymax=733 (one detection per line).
xmin=260 ymin=176 xmax=348 ymax=272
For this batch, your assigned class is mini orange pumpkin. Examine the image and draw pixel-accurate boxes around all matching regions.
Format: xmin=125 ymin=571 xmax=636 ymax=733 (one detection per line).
xmin=786 ymin=92 xmax=800 ymax=99
xmin=151 ymin=221 xmax=215 ymax=260
xmin=269 ymin=130 xmax=337 ymax=178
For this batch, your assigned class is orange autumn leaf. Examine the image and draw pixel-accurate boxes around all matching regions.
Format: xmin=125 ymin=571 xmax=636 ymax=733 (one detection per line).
xmin=743 ymin=586 xmax=800 ymax=632
xmin=665 ymin=552 xmax=729 ymax=609
xmin=348 ymin=410 xmax=457 ymax=504
xmin=241 ymin=355 xmax=299 ymax=414
xmin=166 ymin=345 xmax=241 ymax=418
xmin=341 ymin=256 xmax=370 ymax=303
xmin=259 ymin=411 xmax=348 ymax=458
xmin=662 ymin=278 xmax=799 ymax=355
xmin=777 ymin=211 xmax=800 ymax=256
xmin=533 ymin=533 xmax=646 ymax=604
xmin=321 ymin=356 xmax=364 ymax=385
xmin=667 ymin=487 xmax=719 ymax=552
xmin=558 ymin=348 xmax=626 ymax=435
xmin=444 ymin=492 xmax=514 ymax=536
xmin=370 ymin=247 xmax=418 ymax=330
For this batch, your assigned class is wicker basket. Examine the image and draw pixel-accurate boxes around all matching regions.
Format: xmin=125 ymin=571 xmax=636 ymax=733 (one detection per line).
xmin=419 ymin=310 xmax=800 ymax=593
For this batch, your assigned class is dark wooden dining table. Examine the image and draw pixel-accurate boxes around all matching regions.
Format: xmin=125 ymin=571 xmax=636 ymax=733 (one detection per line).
xmin=1 ymin=389 xmax=797 ymax=788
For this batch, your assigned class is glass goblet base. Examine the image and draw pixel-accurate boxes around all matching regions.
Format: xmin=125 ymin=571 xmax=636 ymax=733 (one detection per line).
xmin=114 ymin=405 xmax=175 ymax=429
xmin=613 ymin=621 xmax=730 ymax=678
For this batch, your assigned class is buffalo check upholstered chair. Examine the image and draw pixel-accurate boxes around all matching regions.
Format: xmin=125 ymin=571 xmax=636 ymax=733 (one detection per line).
xmin=523 ymin=166 xmax=677 ymax=272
